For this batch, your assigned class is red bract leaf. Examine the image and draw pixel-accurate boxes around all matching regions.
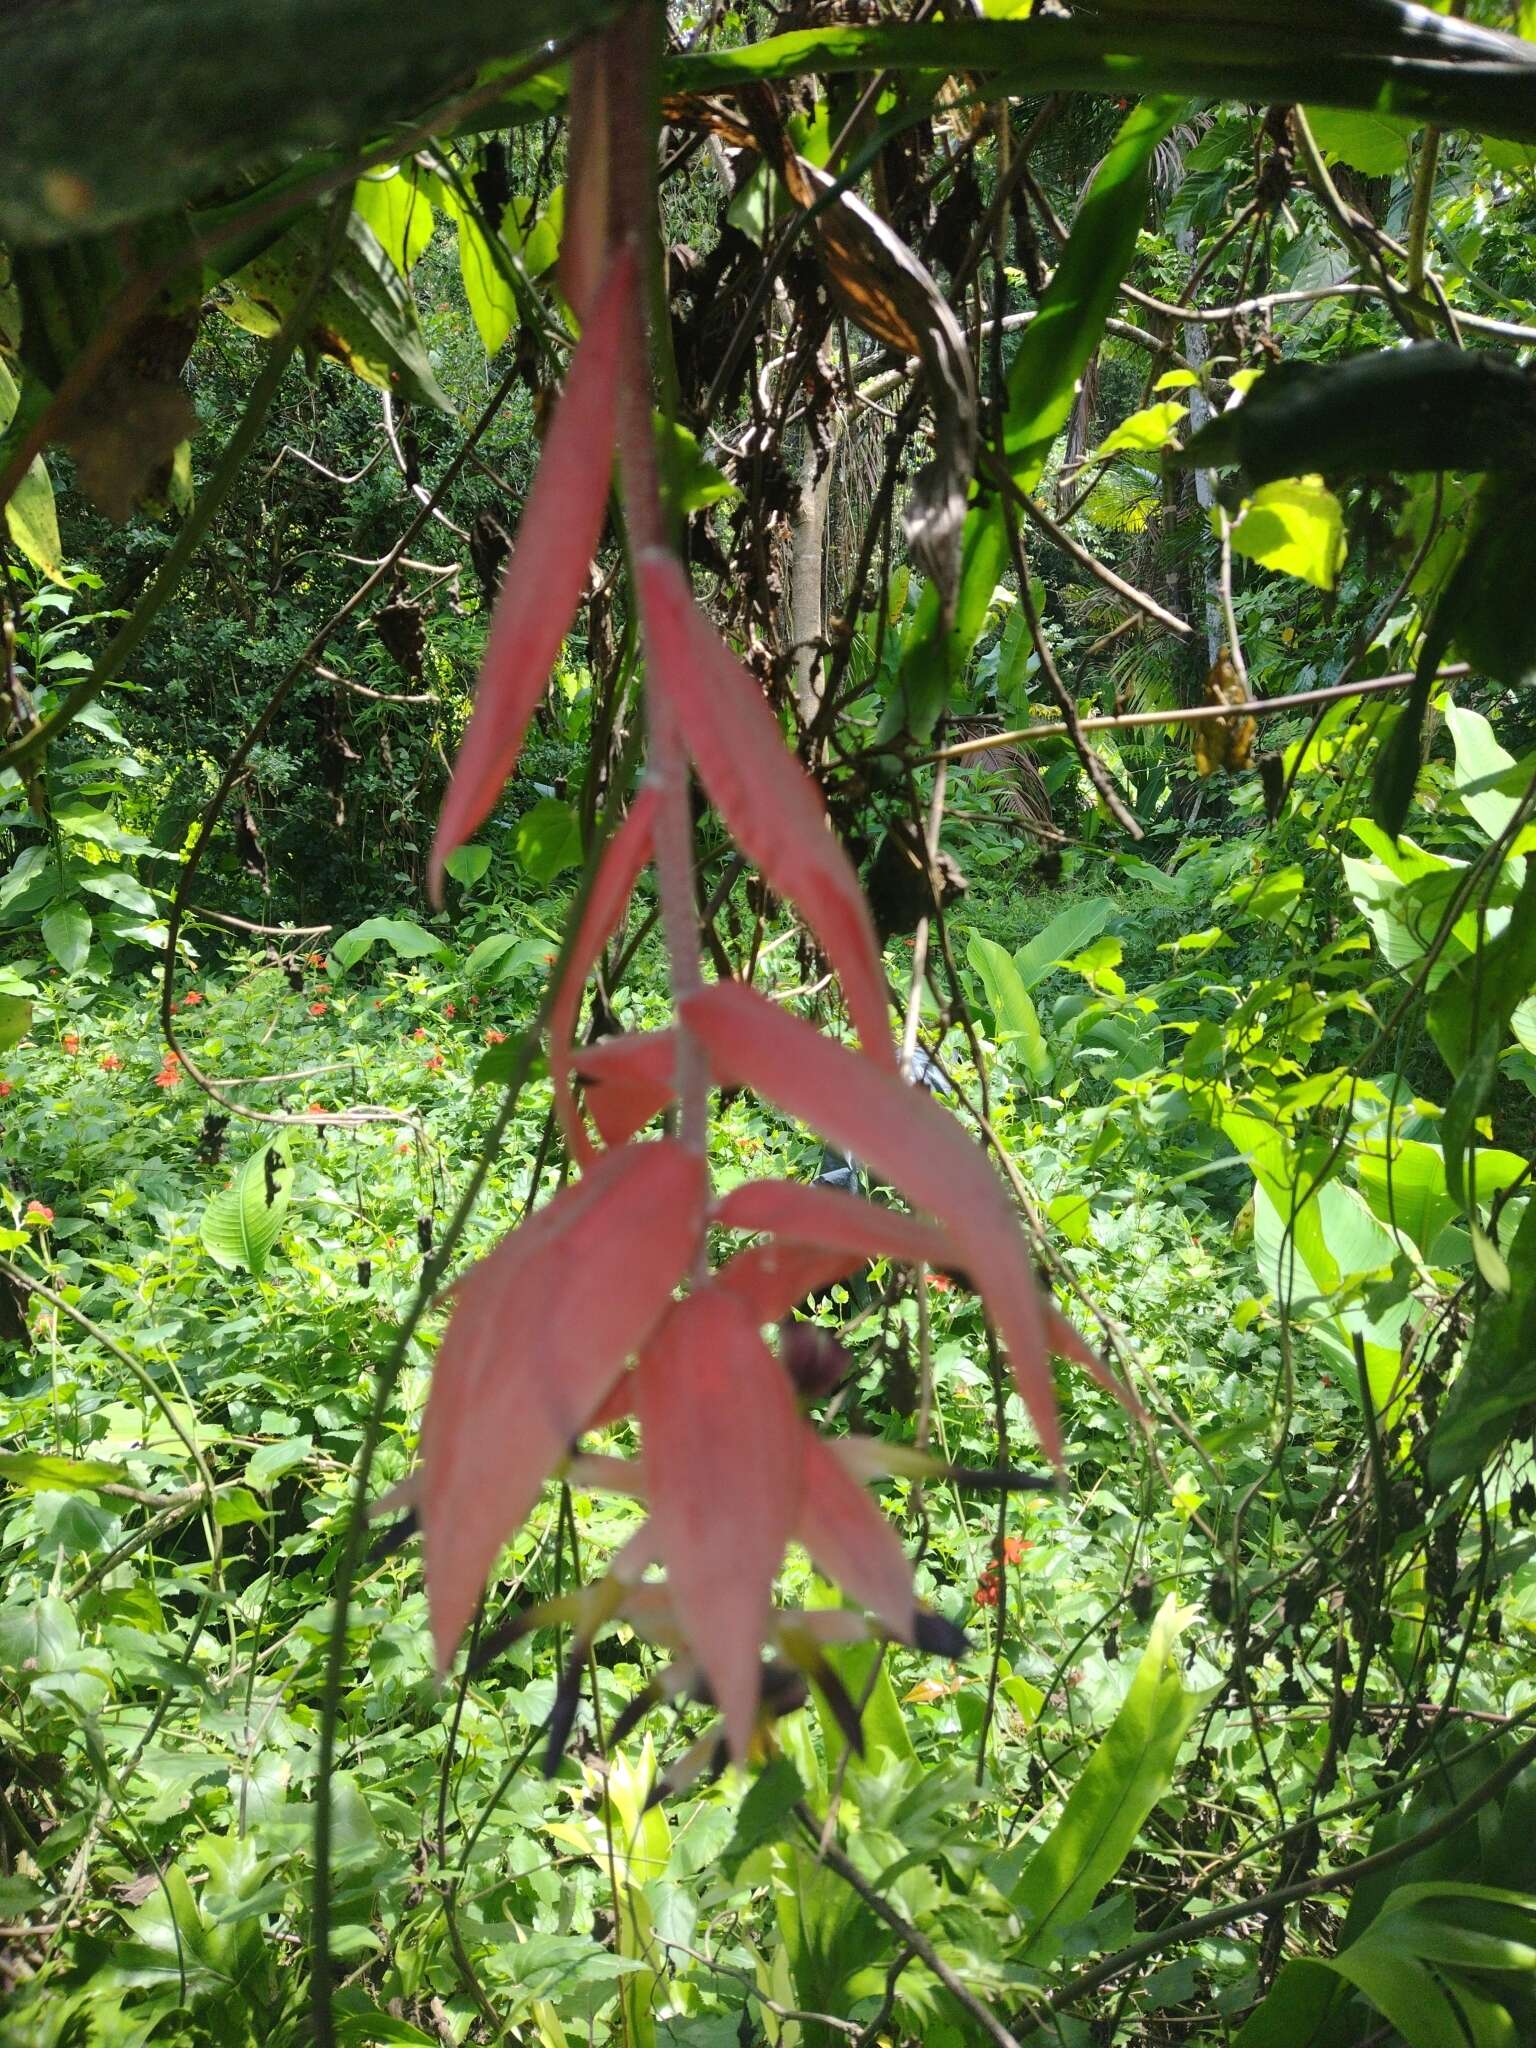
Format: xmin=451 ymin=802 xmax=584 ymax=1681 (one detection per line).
xmin=798 ymin=1431 xmax=916 ymax=1641
xmin=684 ymin=982 xmax=1069 ymax=1462
xmin=559 ymin=38 xmax=611 ymax=321
xmin=635 ymin=1285 xmax=803 ymax=1757
xmin=713 ymin=1178 xmax=953 ymax=1269
xmin=420 ymin=1139 xmax=705 ymax=1669
xmin=569 ymin=1029 xmax=677 ymax=1147
xmin=636 ymin=548 xmax=895 ymax=1070
xmin=428 ymin=247 xmax=637 ymax=900
xmin=716 ymin=1241 xmax=862 ymax=1327
xmin=549 ymin=788 xmax=657 ymax=1161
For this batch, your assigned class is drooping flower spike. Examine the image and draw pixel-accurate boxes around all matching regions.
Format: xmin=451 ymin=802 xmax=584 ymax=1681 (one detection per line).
xmin=413 ymin=10 xmax=1148 ymax=1758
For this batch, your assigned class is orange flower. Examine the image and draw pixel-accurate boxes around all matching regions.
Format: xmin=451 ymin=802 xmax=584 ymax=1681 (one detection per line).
xmin=309 ymin=1002 xmax=328 ymax=1017
xmin=183 ymin=989 xmax=203 ymax=1007
xmin=0 ymin=1079 xmax=12 ymax=1097
xmin=483 ymin=1028 xmax=506 ymax=1045
xmin=442 ymin=1002 xmax=457 ymax=1020
xmin=61 ymin=1032 xmax=80 ymax=1055
xmin=411 ymin=1027 xmax=427 ymax=1042
xmin=424 ymin=1052 xmax=444 ymax=1072
xmin=24 ymin=1200 xmax=53 ymax=1225
xmin=307 ymin=951 xmax=326 ymax=968
xmin=99 ymin=1052 xmax=123 ymax=1072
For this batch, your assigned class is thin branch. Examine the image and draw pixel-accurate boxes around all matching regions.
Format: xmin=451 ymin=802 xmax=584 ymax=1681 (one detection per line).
xmin=923 ymin=664 xmax=1470 ymax=763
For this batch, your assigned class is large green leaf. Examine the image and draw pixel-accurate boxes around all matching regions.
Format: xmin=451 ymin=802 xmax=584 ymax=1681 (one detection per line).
xmin=0 ymin=0 xmax=619 ymax=244
xmin=1183 ymin=345 xmax=1536 ymax=485
xmin=40 ymin=899 xmax=91 ymax=974
xmin=351 ymin=165 xmax=436 ymax=278
xmin=1009 ymin=1598 xmax=1212 ymax=1966
xmin=672 ymin=8 xmax=1536 ymax=148
xmin=1374 ymin=473 xmax=1536 ymax=837
xmin=436 ymin=181 xmax=520 ymax=357
xmin=1446 ymin=702 xmax=1527 ymax=847
xmin=967 ymin=932 xmax=1053 ymax=1084
xmin=224 ymin=210 xmax=451 ymax=413
xmin=0 ymin=356 xmax=65 ymax=580
xmin=1239 ymin=1883 xmax=1536 ymax=2048
xmin=200 ymin=1140 xmax=294 ymax=1278
xmin=1429 ymin=1202 xmax=1536 ymax=1487
xmin=329 ymin=916 xmax=448 ymax=971
xmin=1013 ymin=897 xmax=1115 ymax=992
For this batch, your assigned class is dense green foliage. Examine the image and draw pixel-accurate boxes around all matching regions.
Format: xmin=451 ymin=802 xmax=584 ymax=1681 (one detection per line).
xmin=4 ymin=4 xmax=1536 ymax=2045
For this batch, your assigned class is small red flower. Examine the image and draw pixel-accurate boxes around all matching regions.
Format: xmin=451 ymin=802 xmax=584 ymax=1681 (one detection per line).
xmin=99 ymin=1052 xmax=123 ymax=1072
xmin=483 ymin=1028 xmax=506 ymax=1045
xmin=0 ymin=1079 xmax=12 ymax=1098
xmin=373 ymin=999 xmax=384 ymax=1010
xmin=183 ymin=990 xmax=203 ymax=1007
xmin=309 ymin=1002 xmax=328 ymax=1017
xmin=442 ymin=1002 xmax=457 ymax=1020
xmin=424 ymin=1052 xmax=444 ymax=1072
xmin=308 ymin=1103 xmax=327 ymax=1116
xmin=307 ymin=951 xmax=326 ymax=968
xmin=61 ymin=1032 xmax=80 ymax=1055
xmin=24 ymin=1201 xmax=53 ymax=1225
xmin=154 ymin=1051 xmax=182 ymax=1089
xmin=926 ymin=1271 xmax=953 ymax=1293
xmin=412 ymin=1027 xmax=427 ymax=1042
xmin=468 ymin=996 xmax=480 ymax=1007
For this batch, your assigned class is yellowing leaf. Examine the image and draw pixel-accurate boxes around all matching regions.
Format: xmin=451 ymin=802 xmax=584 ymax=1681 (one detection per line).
xmin=1098 ymin=399 xmax=1188 ymax=456
xmin=1229 ymin=475 xmax=1346 ymax=591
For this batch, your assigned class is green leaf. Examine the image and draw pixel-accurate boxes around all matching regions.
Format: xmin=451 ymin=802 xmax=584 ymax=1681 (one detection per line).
xmin=515 ymin=798 xmax=583 ymax=884
xmin=1428 ymin=860 xmax=1536 ymax=1076
xmin=1429 ymin=1202 xmax=1536 ymax=1485
xmin=1097 ymin=399 xmax=1187 ymax=456
xmin=890 ymin=96 xmax=1181 ymax=740
xmin=445 ymin=189 xmax=519 ymax=356
xmin=245 ymin=1434 xmax=312 ymax=1490
xmin=672 ymin=12 xmax=1536 ymax=162
xmin=968 ymin=933 xmax=1053 ymax=1083
xmin=78 ymin=870 xmax=157 ymax=916
xmin=330 ymin=916 xmax=447 ymax=970
xmin=41 ymin=898 xmax=92 ymax=974
xmin=442 ymin=842 xmax=492 ymax=888
xmin=0 ymin=0 xmax=615 ymax=242
xmin=225 ymin=209 xmax=451 ymax=413
xmin=1002 ymin=98 xmax=1184 ymax=490
xmin=1304 ymin=104 xmax=1419 ymax=173
xmin=200 ymin=1140 xmax=294 ymax=1278
xmin=661 ymin=418 xmax=739 ymax=513
xmin=1446 ymin=702 xmax=1526 ymax=845
xmin=0 ymin=356 xmax=64 ymax=582
xmin=1228 ymin=475 xmax=1346 ymax=591
xmin=0 ymin=992 xmax=32 ymax=1048
xmin=1374 ymin=473 xmax=1536 ymax=837
xmin=464 ymin=930 xmax=552 ymax=982
xmin=721 ymin=1757 xmax=805 ymax=1880
xmin=0 ymin=1451 xmax=130 ymax=1493
xmin=504 ymin=189 xmax=563 ymax=279
xmin=1048 ymin=1190 xmax=1092 ymax=1246
xmin=1013 ymin=898 xmax=1115 ymax=990
xmin=1011 ymin=1598 xmax=1213 ymax=1965
xmin=352 ymin=165 xmax=435 ymax=276
xmin=1183 ymin=345 xmax=1536 ymax=485
xmin=333 ymin=1993 xmax=440 ymax=2047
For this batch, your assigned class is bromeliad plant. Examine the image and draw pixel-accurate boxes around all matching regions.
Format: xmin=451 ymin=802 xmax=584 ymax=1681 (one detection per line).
xmin=409 ymin=11 xmax=1142 ymax=1764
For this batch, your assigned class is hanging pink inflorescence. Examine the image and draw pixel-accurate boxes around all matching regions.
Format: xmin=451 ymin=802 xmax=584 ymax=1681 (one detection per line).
xmin=412 ymin=11 xmax=1143 ymax=1764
